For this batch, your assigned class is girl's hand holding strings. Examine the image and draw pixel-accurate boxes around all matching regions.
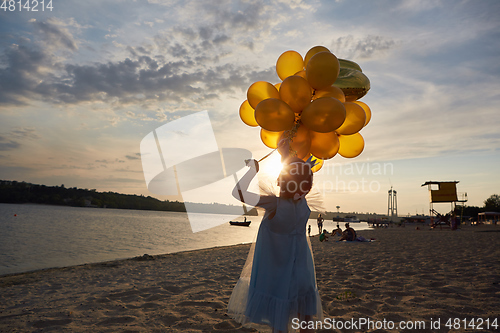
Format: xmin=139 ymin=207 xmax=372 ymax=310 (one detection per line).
xmin=277 ymin=138 xmax=291 ymax=162
xmin=244 ymin=159 xmax=259 ymax=172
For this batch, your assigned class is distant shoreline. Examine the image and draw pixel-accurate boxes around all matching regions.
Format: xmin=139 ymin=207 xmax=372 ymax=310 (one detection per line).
xmin=0 ymin=201 xmax=259 ymax=217
xmin=0 ymin=180 xmax=258 ymax=216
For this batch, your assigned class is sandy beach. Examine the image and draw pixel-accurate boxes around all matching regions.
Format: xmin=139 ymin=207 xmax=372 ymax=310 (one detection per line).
xmin=1 ymin=224 xmax=499 ymax=333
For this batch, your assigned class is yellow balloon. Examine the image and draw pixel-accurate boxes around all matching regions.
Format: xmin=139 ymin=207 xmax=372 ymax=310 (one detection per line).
xmin=335 ymin=102 xmax=366 ymax=135
xmin=280 ymin=125 xmax=311 ymax=159
xmin=312 ymin=85 xmax=346 ymax=103
xmin=255 ymin=98 xmax=295 ymax=132
xmin=338 ymin=133 xmax=364 ymax=158
xmin=294 ymin=70 xmax=307 ymax=80
xmin=239 ymin=100 xmax=258 ymax=127
xmin=303 ymin=154 xmax=324 ymax=173
xmin=247 ymin=81 xmax=280 ymax=109
xmin=300 ymin=97 xmax=346 ymax=133
xmin=260 ymin=128 xmax=284 ymax=149
xmin=279 ymin=75 xmax=313 ymax=113
xmin=333 ymin=68 xmax=370 ymax=102
xmin=276 ymin=50 xmax=304 ymax=81
xmin=354 ymin=101 xmax=372 ymax=126
xmin=306 ymin=51 xmax=340 ymax=90
xmin=295 ymin=70 xmax=314 ymax=95
xmin=274 ymin=82 xmax=281 ymax=91
xmin=304 ymin=46 xmax=330 ymax=68
xmin=309 ymin=130 xmax=340 ymax=160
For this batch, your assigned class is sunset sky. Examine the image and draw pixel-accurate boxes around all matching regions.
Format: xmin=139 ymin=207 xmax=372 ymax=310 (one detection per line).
xmin=1 ymin=0 xmax=499 ymax=216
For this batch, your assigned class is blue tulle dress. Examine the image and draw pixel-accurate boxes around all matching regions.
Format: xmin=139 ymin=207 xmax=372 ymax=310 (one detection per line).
xmin=228 ymin=195 xmax=323 ymax=332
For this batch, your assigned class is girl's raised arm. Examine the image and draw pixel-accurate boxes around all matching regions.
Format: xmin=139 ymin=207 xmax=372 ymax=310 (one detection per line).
xmin=232 ymin=159 xmax=260 ymax=205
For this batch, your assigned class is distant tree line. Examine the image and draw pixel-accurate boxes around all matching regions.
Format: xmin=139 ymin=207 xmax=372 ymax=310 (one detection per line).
xmin=455 ymin=194 xmax=500 ymax=220
xmin=0 ymin=180 xmax=257 ymax=215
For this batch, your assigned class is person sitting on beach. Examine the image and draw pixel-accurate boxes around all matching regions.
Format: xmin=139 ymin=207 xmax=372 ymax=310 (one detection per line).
xmin=319 ymin=229 xmax=328 ymax=242
xmin=331 ymin=223 xmax=342 ymax=237
xmin=339 ymin=222 xmax=356 ymax=241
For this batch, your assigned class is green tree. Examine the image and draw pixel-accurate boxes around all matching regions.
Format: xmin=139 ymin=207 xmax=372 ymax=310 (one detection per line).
xmin=484 ymin=194 xmax=500 ymax=211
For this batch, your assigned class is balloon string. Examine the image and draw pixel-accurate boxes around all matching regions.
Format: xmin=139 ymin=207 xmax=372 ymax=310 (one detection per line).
xmin=257 ymin=132 xmax=296 ymax=162
xmin=257 ymin=148 xmax=277 ymax=162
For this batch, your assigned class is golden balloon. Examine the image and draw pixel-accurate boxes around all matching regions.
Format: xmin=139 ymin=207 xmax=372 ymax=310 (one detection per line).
xmin=335 ymin=102 xmax=366 ymax=135
xmin=304 ymin=46 xmax=330 ymax=68
xmin=306 ymin=51 xmax=340 ymax=90
xmin=239 ymin=100 xmax=258 ymax=127
xmin=312 ymin=85 xmax=346 ymax=103
xmin=338 ymin=133 xmax=364 ymax=158
xmin=260 ymin=128 xmax=284 ymax=149
xmin=255 ymin=98 xmax=295 ymax=132
xmin=309 ymin=130 xmax=340 ymax=160
xmin=247 ymin=81 xmax=280 ymax=109
xmin=276 ymin=50 xmax=304 ymax=81
xmin=280 ymin=125 xmax=311 ymax=159
xmin=279 ymin=75 xmax=313 ymax=113
xmin=294 ymin=70 xmax=307 ymax=80
xmin=354 ymin=100 xmax=372 ymax=126
xmin=301 ymin=97 xmax=346 ymax=133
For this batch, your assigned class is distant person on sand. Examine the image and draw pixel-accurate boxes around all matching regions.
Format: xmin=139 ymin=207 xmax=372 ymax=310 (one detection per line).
xmin=319 ymin=229 xmax=328 ymax=242
xmin=317 ymin=214 xmax=324 ymax=234
xmin=308 ymin=224 xmax=311 ymax=237
xmin=339 ymin=222 xmax=357 ymax=241
xmin=228 ymin=140 xmax=323 ymax=332
xmin=331 ymin=223 xmax=342 ymax=237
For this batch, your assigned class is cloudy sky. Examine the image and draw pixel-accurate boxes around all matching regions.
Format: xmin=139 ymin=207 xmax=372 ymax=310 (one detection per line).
xmin=1 ymin=0 xmax=499 ymax=216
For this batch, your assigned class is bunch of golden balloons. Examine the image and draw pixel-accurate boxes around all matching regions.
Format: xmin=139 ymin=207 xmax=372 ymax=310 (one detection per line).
xmin=239 ymin=46 xmax=371 ymax=172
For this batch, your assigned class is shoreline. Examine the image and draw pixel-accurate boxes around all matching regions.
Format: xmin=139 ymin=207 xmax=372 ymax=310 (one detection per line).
xmin=1 ymin=225 xmax=499 ymax=332
xmin=0 ymin=242 xmax=254 ymax=280
xmin=0 ymin=222 xmax=366 ymax=278
xmin=1 ymin=224 xmax=496 ymax=279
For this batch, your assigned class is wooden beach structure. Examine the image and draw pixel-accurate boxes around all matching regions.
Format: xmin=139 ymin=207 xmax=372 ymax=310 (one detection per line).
xmin=477 ymin=212 xmax=500 ymax=225
xmin=421 ymin=181 xmax=467 ymax=229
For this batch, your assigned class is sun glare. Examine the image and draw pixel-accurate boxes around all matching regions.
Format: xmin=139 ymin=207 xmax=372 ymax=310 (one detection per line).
xmin=261 ymin=153 xmax=283 ymax=178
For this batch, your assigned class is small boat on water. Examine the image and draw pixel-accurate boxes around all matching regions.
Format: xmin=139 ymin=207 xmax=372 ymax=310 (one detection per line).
xmin=229 ymin=221 xmax=251 ymax=226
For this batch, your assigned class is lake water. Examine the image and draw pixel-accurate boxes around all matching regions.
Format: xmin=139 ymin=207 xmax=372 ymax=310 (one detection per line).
xmin=0 ymin=203 xmax=370 ymax=276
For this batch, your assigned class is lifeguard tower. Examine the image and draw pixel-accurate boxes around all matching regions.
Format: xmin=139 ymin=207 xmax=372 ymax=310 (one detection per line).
xmin=421 ymin=181 xmax=467 ymax=229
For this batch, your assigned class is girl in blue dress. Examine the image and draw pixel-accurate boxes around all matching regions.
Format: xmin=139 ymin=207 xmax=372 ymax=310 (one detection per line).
xmin=228 ymin=149 xmax=323 ymax=333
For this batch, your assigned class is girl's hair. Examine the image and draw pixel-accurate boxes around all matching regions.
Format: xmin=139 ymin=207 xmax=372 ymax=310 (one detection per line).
xmin=278 ymin=157 xmax=313 ymax=196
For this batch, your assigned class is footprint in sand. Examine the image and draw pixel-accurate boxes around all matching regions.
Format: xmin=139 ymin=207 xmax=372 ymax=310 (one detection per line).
xmin=32 ymin=318 xmax=72 ymax=329
xmin=141 ymin=302 xmax=161 ymax=310
xmin=97 ymin=316 xmax=136 ymax=326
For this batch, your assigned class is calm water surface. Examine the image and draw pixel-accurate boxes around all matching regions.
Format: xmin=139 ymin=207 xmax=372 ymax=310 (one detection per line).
xmin=0 ymin=203 xmax=370 ymax=275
